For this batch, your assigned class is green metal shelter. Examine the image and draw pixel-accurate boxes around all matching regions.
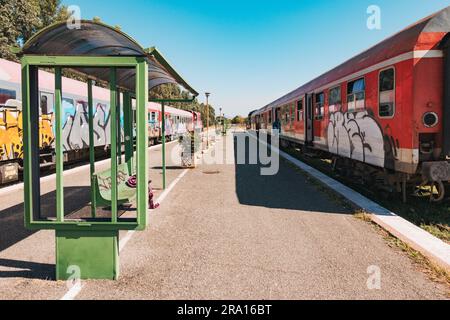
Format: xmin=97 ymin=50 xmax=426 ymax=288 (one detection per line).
xmin=19 ymin=21 xmax=197 ymax=280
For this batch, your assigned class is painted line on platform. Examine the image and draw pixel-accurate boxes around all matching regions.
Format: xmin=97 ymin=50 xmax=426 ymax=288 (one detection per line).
xmin=0 ymin=141 xmax=178 ymax=196
xmin=119 ymin=169 xmax=189 ymax=252
xmin=247 ymin=131 xmax=450 ymax=272
xmin=61 ymin=167 xmax=190 ymax=300
xmin=154 ymin=169 xmax=189 ymax=205
xmin=61 ymin=283 xmax=85 ymax=301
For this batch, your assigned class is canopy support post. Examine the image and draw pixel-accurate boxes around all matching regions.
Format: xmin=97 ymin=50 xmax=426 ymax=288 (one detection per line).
xmin=88 ymin=79 xmax=96 ymax=218
xmin=110 ymin=68 xmax=118 ymax=223
xmin=161 ymin=101 xmax=166 ymax=190
xmin=22 ymin=63 xmax=41 ymax=226
xmin=150 ymin=97 xmax=196 ymax=190
xmin=136 ymin=59 xmax=149 ymax=226
xmin=117 ymin=90 xmax=122 ymax=165
xmin=55 ymin=67 xmax=64 ymax=222
xmin=123 ymin=91 xmax=133 ymax=175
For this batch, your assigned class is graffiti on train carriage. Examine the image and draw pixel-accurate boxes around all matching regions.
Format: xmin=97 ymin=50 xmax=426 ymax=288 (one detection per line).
xmin=62 ymin=99 xmax=114 ymax=151
xmin=327 ymin=110 xmax=399 ymax=170
xmin=0 ymin=100 xmax=115 ymax=160
xmin=0 ymin=109 xmax=24 ymax=160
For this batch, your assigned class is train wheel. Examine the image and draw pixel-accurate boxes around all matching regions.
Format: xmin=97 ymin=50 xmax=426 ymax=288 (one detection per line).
xmin=429 ymin=181 xmax=445 ymax=203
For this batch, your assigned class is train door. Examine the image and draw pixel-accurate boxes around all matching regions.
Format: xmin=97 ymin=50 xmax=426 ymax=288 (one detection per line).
xmin=305 ymin=94 xmax=314 ymax=145
xmin=274 ymin=107 xmax=281 ymax=132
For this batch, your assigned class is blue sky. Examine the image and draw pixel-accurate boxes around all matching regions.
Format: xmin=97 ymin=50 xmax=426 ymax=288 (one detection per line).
xmin=63 ymin=0 xmax=450 ymax=116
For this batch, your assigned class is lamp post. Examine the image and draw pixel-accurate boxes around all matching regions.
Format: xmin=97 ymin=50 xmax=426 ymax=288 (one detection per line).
xmin=219 ymin=107 xmax=222 ymax=134
xmin=222 ymin=113 xmax=226 ymax=136
xmin=205 ymin=92 xmax=211 ymax=148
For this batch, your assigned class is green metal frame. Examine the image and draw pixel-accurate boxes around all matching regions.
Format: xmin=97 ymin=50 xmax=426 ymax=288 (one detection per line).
xmin=56 ymin=229 xmax=119 ymax=280
xmin=123 ymin=91 xmax=134 ymax=176
xmin=21 ymin=55 xmax=148 ymax=232
xmin=88 ymin=79 xmax=96 ymax=217
xmin=18 ymin=21 xmax=198 ymax=281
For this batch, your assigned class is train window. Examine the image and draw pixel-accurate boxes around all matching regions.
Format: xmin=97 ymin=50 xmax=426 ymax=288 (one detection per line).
xmin=40 ymin=92 xmax=54 ymax=115
xmin=297 ymin=99 xmax=304 ymax=121
xmin=0 ymin=88 xmax=16 ymax=105
xmin=314 ymin=92 xmax=324 ymax=120
xmin=290 ymin=104 xmax=295 ymax=122
xmin=379 ymin=68 xmax=395 ymax=118
xmin=328 ymin=86 xmax=341 ymax=113
xmin=347 ymin=78 xmax=365 ymax=112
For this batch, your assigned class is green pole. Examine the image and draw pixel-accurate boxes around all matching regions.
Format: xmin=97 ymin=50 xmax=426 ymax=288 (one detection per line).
xmin=55 ymin=67 xmax=64 ymax=222
xmin=110 ymin=68 xmax=118 ymax=223
xmin=161 ymin=101 xmax=166 ymax=190
xmin=136 ymin=60 xmax=149 ymax=227
xmin=123 ymin=91 xmax=133 ymax=175
xmin=21 ymin=62 xmax=32 ymax=226
xmin=88 ymin=79 xmax=96 ymax=217
xmin=149 ymin=98 xmax=197 ymax=190
xmin=117 ymin=90 xmax=122 ymax=165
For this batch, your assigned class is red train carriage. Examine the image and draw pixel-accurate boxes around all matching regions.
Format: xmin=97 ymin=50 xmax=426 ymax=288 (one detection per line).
xmin=252 ymin=6 xmax=450 ymax=202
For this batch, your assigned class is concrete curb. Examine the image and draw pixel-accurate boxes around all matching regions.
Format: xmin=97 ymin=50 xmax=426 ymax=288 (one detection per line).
xmin=248 ymin=132 xmax=450 ymax=272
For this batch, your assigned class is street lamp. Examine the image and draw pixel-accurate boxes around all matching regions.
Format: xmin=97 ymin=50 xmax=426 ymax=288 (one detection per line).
xmin=205 ymin=92 xmax=211 ymax=148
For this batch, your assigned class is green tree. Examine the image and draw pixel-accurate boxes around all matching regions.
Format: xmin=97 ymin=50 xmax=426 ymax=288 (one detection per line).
xmin=231 ymin=116 xmax=245 ymax=125
xmin=0 ymin=0 xmax=69 ymax=61
xmin=38 ymin=0 xmax=70 ymax=29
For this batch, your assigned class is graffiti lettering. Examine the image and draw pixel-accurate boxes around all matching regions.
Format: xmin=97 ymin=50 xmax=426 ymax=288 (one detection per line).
xmin=327 ymin=111 xmax=385 ymax=168
xmin=98 ymin=170 xmax=129 ymax=191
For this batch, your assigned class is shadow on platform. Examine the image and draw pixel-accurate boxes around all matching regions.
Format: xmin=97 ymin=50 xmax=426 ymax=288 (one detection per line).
xmin=0 ymin=258 xmax=54 ymax=280
xmin=233 ymin=133 xmax=348 ymax=214
xmin=0 ymin=186 xmax=91 ymax=252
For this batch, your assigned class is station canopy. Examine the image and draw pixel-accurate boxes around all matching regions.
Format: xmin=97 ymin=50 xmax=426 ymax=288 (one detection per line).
xmin=20 ymin=20 xmax=198 ymax=96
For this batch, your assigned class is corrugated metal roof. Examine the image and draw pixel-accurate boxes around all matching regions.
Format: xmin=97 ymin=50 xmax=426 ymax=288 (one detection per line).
xmin=20 ymin=21 xmax=198 ymax=96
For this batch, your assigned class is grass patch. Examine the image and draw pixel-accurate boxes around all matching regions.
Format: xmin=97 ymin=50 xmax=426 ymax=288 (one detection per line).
xmin=372 ymin=218 xmax=450 ymax=290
